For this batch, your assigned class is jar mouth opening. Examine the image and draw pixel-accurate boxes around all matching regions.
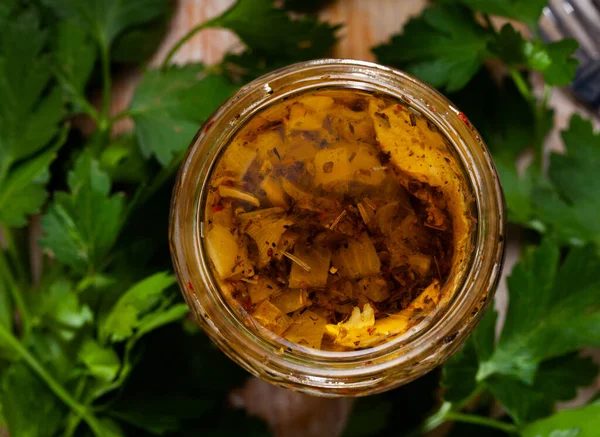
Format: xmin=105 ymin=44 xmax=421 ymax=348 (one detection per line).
xmin=172 ymin=59 xmax=505 ymax=379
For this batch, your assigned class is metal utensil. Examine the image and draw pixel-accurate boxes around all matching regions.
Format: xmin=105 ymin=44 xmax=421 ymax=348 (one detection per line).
xmin=539 ymin=0 xmax=600 ymax=109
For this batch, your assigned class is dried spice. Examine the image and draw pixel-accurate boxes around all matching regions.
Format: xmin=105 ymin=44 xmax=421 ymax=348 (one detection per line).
xmin=203 ymin=89 xmax=471 ymax=351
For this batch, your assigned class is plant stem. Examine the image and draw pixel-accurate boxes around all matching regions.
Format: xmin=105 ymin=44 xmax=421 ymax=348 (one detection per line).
xmin=110 ymin=109 xmax=135 ymax=123
xmin=0 ymin=248 xmax=31 ymax=335
xmin=63 ymin=378 xmax=93 ymax=437
xmin=162 ymin=19 xmax=216 ymax=68
xmin=1 ymin=225 xmax=27 ymax=285
xmin=446 ymin=411 xmax=519 ymax=434
xmin=507 ymin=66 xmax=552 ymax=171
xmin=508 ymin=66 xmax=534 ymax=103
xmin=98 ymin=40 xmax=112 ymax=137
xmin=54 ymin=68 xmax=100 ymax=122
xmin=0 ymin=324 xmax=104 ymax=436
xmin=532 ymin=85 xmax=552 ymax=170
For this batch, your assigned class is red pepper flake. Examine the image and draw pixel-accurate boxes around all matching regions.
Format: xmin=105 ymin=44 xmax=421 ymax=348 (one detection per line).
xmin=242 ymin=298 xmax=252 ymax=310
xmin=203 ymin=120 xmax=215 ymax=133
xmin=267 ymin=247 xmax=274 ymax=257
xmin=212 ymin=204 xmax=224 ymax=213
xmin=396 ymin=104 xmax=404 ymax=111
xmin=186 ymin=281 xmax=194 ymax=292
xmin=428 ymin=105 xmax=437 ymax=112
xmin=458 ymin=112 xmax=470 ymax=127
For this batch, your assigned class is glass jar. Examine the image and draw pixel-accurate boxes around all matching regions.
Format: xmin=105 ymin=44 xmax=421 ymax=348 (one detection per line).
xmin=169 ymin=59 xmax=505 ymax=397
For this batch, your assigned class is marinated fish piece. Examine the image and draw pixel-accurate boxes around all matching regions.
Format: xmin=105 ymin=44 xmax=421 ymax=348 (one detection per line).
xmin=271 ymin=289 xmax=310 ymax=313
xmin=331 ymin=233 xmax=381 ymax=279
xmin=237 ymin=208 xmax=294 ymax=267
xmin=313 ymin=144 xmax=385 ymax=188
xmin=260 ymin=175 xmax=288 ymax=207
xmin=283 ymin=310 xmax=327 ymax=349
xmin=205 ymin=224 xmax=253 ymax=279
xmin=357 ymin=276 xmax=389 ymax=302
xmin=287 ymin=96 xmax=334 ymax=131
xmin=288 ymin=238 xmax=332 ymax=288
xmin=220 ymin=138 xmax=257 ymax=178
xmin=254 ymin=130 xmax=285 ymax=161
xmin=253 ymin=300 xmax=293 ymax=335
xmin=247 ymin=277 xmax=280 ymax=303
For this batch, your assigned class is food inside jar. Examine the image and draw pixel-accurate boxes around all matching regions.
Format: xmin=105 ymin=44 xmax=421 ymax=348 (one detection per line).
xmin=203 ymin=89 xmax=473 ymax=351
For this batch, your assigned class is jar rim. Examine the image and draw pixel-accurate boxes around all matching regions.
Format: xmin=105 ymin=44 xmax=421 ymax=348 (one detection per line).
xmin=170 ymin=59 xmax=505 ymax=395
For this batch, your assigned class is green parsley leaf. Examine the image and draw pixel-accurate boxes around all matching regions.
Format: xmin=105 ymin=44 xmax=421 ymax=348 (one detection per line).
xmin=111 ymin=1 xmax=173 ymax=64
xmin=100 ymin=272 xmax=178 ymax=343
xmin=486 ymin=353 xmax=598 ymax=424
xmin=213 ymin=0 xmax=338 ymax=82
xmin=487 ymin=375 xmax=553 ymax=425
xmin=212 ymin=0 xmax=340 ymax=59
xmin=478 ymin=240 xmax=600 ymax=384
xmin=534 ymin=354 xmax=599 ymax=402
xmin=442 ymin=308 xmax=497 ymax=405
xmin=0 ymin=0 xmax=17 ymax=23
xmin=34 ymin=279 xmax=93 ymax=341
xmin=0 ymin=131 xmax=66 ymax=227
xmin=42 ymin=0 xmax=168 ymax=50
xmin=493 ymin=24 xmax=578 ymax=86
xmin=0 ymin=10 xmax=66 ymax=226
xmin=459 ymin=0 xmax=547 ymax=28
xmin=27 ymin=333 xmax=74 ymax=383
xmin=533 ymin=115 xmax=600 ymax=246
xmin=134 ymin=303 xmax=189 ymax=340
xmin=78 ymin=339 xmax=121 ymax=382
xmin=442 ymin=339 xmax=479 ymax=404
xmin=130 ymin=64 xmax=238 ymax=165
xmin=444 ymin=307 xmax=597 ymax=424
xmin=0 ymin=277 xmax=11 ymax=335
xmin=373 ymin=4 xmax=491 ymax=92
xmin=40 ymin=153 xmax=125 ymax=273
xmin=497 ymin=159 xmax=547 ymax=228
xmin=54 ymin=20 xmax=97 ymax=114
xmin=1 ymin=364 xmax=65 ymax=437
xmin=0 ymin=9 xmax=64 ymax=166
xmin=100 ymin=135 xmax=151 ymax=184
xmin=522 ymin=402 xmax=600 ymax=437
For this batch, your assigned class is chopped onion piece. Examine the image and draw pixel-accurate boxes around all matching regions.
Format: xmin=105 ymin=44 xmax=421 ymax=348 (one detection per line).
xmin=332 ymin=233 xmax=380 ymax=279
xmin=218 ymin=185 xmax=260 ymax=207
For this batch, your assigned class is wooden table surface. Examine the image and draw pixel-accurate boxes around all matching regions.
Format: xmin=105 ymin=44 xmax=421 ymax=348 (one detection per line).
xmin=108 ymin=2 xmax=599 ymax=436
